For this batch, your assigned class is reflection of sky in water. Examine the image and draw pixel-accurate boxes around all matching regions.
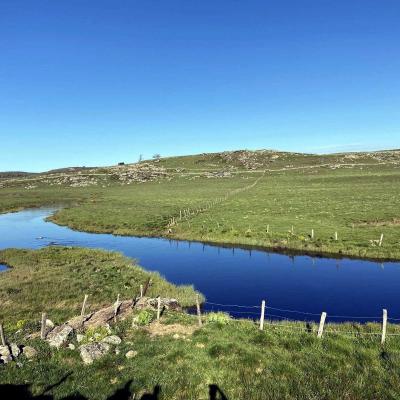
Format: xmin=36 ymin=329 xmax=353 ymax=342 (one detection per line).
xmin=1 ymin=208 xmax=399 ymax=323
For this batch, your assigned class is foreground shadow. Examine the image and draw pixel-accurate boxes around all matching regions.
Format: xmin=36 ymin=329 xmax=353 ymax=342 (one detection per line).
xmin=0 ymin=380 xmax=229 ymax=400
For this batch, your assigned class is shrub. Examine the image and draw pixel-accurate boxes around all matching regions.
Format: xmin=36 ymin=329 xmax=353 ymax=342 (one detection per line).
xmin=134 ymin=310 xmax=154 ymax=326
xmin=206 ymin=312 xmax=231 ymax=325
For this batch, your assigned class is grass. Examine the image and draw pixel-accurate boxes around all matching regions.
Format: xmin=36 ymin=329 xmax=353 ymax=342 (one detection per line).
xmin=1 ymin=150 xmax=400 ymax=260
xmin=0 ymin=247 xmax=202 ymax=326
xmin=1 ymin=247 xmax=400 ymax=399
xmin=2 ymin=310 xmax=400 ymax=399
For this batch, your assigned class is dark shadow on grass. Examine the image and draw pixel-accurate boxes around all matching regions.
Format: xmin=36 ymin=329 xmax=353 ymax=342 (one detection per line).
xmin=209 ymin=384 xmax=229 ymax=400
xmin=0 ymin=380 xmax=228 ymax=399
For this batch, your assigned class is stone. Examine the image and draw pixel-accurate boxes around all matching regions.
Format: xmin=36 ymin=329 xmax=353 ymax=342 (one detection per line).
xmin=0 ymin=345 xmax=11 ymax=357
xmin=1 ymin=354 xmax=12 ymax=364
xmin=76 ymin=334 xmax=85 ymax=343
xmin=47 ymin=325 xmax=73 ymax=348
xmin=22 ymin=346 xmax=37 ymax=359
xmin=79 ymin=342 xmax=110 ymax=365
xmin=46 ymin=319 xmax=54 ymax=328
xmin=115 ymin=348 xmax=120 ymax=355
xmin=68 ymin=343 xmax=76 ymax=350
xmin=125 ymin=350 xmax=137 ymax=359
xmin=102 ymin=335 xmax=122 ymax=345
xmin=10 ymin=343 xmax=21 ymax=358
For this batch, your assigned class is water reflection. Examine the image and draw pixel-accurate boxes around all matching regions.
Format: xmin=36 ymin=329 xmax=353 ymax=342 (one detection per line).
xmin=0 ymin=208 xmax=399 ymax=323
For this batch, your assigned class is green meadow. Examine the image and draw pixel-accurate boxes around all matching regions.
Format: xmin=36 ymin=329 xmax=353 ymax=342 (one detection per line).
xmin=1 ymin=248 xmax=400 ymax=399
xmin=1 ymin=150 xmax=399 ymax=260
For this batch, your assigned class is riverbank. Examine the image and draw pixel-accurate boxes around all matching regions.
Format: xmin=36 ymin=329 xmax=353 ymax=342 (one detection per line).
xmin=0 ymin=247 xmax=202 ymax=325
xmin=1 ymin=247 xmax=400 ymax=399
xmin=1 ymin=305 xmax=400 ymax=399
xmin=1 ymin=151 xmax=400 ymax=261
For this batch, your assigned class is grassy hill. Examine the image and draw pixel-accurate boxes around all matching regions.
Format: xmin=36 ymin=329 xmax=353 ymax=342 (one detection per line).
xmin=1 ymin=149 xmax=400 ymax=260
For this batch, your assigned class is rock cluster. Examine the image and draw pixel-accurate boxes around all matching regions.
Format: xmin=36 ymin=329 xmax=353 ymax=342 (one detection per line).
xmin=0 ymin=344 xmax=37 ymax=364
xmin=22 ymin=296 xmax=179 ymax=364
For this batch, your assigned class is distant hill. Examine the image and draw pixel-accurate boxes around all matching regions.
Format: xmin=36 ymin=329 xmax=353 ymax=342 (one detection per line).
xmin=0 ymin=171 xmax=35 ymax=178
xmin=1 ymin=149 xmax=399 ymax=185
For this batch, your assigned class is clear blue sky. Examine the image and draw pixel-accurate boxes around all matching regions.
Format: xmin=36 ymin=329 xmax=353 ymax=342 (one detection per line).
xmin=1 ymin=0 xmax=399 ymax=172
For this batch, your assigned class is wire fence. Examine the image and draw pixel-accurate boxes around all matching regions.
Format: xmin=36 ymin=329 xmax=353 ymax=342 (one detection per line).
xmin=201 ymin=299 xmax=400 ymax=340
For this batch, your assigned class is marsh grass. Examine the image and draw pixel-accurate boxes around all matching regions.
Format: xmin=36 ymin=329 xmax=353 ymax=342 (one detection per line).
xmin=0 ymin=247 xmax=202 ymax=326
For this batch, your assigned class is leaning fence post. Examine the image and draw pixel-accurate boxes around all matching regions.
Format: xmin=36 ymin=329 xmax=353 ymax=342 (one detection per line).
xmin=317 ymin=312 xmax=327 ymax=338
xmin=0 ymin=323 xmax=6 ymax=346
xmin=40 ymin=312 xmax=47 ymax=340
xmin=259 ymin=300 xmax=266 ymax=331
xmin=381 ymin=309 xmax=387 ymax=345
xmin=379 ymin=234 xmax=384 ymax=247
xmin=81 ymin=294 xmax=88 ymax=317
xmin=140 ymin=285 xmax=144 ymax=298
xmin=196 ymin=294 xmax=202 ymax=327
xmin=157 ymin=297 xmax=161 ymax=321
xmin=114 ymin=294 xmax=120 ymax=322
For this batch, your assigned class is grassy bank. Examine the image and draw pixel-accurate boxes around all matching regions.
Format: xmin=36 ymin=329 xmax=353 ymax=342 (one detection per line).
xmin=1 ymin=247 xmax=400 ymax=399
xmin=1 ymin=150 xmax=400 ymax=260
xmin=2 ymin=310 xmax=400 ymax=399
xmin=0 ymin=247 xmax=201 ymax=326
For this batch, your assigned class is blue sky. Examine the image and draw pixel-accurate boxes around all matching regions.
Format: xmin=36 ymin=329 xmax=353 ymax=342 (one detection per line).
xmin=1 ymin=0 xmax=399 ymax=171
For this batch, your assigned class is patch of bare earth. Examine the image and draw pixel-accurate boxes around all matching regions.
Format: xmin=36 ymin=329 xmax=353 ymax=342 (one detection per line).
xmin=146 ymin=322 xmax=198 ymax=337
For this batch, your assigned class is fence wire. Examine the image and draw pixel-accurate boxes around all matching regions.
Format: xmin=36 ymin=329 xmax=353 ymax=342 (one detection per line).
xmin=202 ymin=299 xmax=400 ymax=339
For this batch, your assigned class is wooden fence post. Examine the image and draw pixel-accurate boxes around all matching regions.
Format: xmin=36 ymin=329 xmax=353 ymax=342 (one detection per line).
xmin=81 ymin=294 xmax=88 ymax=317
xmin=317 ymin=312 xmax=327 ymax=338
xmin=334 ymin=232 xmax=338 ymax=241
xmin=40 ymin=312 xmax=47 ymax=340
xmin=140 ymin=285 xmax=143 ymax=298
xmin=0 ymin=323 xmax=6 ymax=346
xmin=311 ymin=229 xmax=314 ymax=239
xmin=379 ymin=234 xmax=384 ymax=247
xmin=381 ymin=309 xmax=387 ymax=345
xmin=114 ymin=294 xmax=120 ymax=322
xmin=157 ymin=297 xmax=161 ymax=321
xmin=267 ymin=224 xmax=269 ymax=234
xmin=259 ymin=300 xmax=266 ymax=331
xmin=196 ymin=294 xmax=202 ymax=327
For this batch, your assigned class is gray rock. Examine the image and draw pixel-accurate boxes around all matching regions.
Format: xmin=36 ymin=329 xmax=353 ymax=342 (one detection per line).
xmin=1 ymin=354 xmax=12 ymax=364
xmin=125 ymin=350 xmax=137 ymax=359
xmin=22 ymin=346 xmax=37 ymax=359
xmin=47 ymin=325 xmax=73 ymax=348
xmin=10 ymin=344 xmax=20 ymax=358
xmin=79 ymin=342 xmax=110 ymax=365
xmin=46 ymin=319 xmax=55 ymax=328
xmin=102 ymin=335 xmax=122 ymax=345
xmin=68 ymin=343 xmax=76 ymax=350
xmin=0 ymin=345 xmax=10 ymax=357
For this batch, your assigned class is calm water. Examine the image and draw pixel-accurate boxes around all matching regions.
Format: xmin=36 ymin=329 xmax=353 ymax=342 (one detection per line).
xmin=1 ymin=208 xmax=399 ymax=323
